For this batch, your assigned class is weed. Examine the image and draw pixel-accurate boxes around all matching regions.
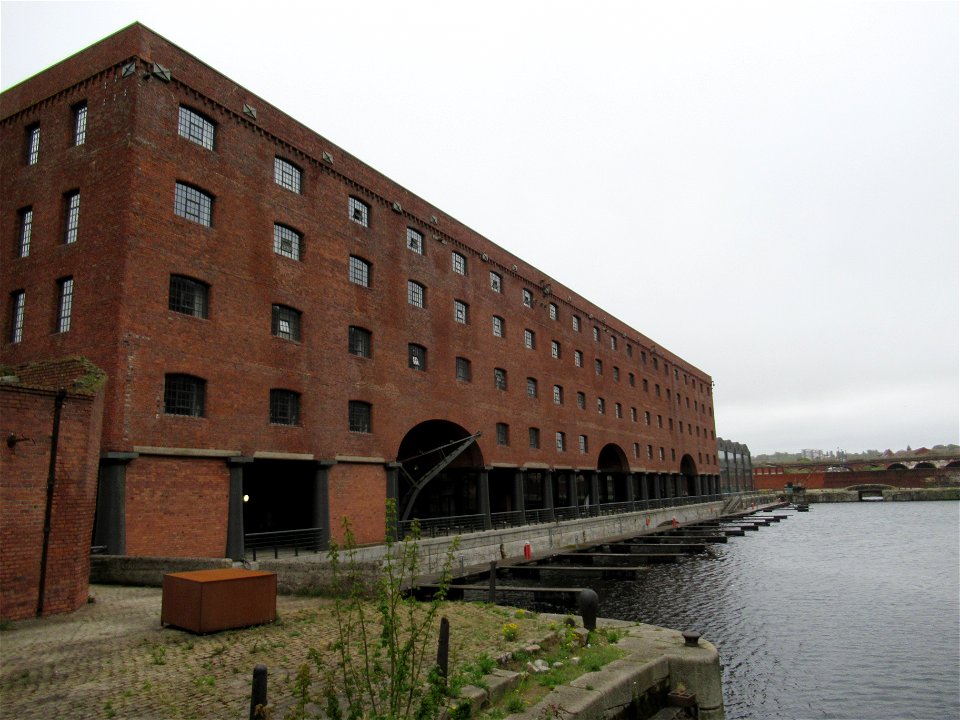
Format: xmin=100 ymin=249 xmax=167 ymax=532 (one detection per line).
xmin=193 ymin=675 xmax=216 ymax=689
xmin=150 ymin=644 xmax=166 ymax=666
xmin=502 ymin=623 xmax=520 ymax=641
xmin=103 ymin=700 xmax=116 ymax=719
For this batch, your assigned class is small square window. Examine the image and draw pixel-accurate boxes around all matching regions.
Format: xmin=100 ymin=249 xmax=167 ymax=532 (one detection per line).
xmin=494 ymin=367 xmax=507 ymax=390
xmin=164 ymin=374 xmax=205 ymax=417
xmin=275 ymin=157 xmax=302 ymax=193
xmin=526 ymin=377 xmax=538 ymax=399
xmin=492 ymin=315 xmax=505 ymax=337
xmin=524 ymin=329 xmax=535 ymax=349
xmin=349 ymin=256 xmax=371 ymax=287
xmin=169 ymin=275 xmax=209 ymax=318
xmin=270 ymin=389 xmax=300 ymax=425
xmin=496 ymin=422 xmax=509 ymax=446
xmin=456 ymin=357 xmax=471 ymax=382
xmin=178 ymin=106 xmax=214 ymax=150
xmin=349 ymin=196 xmax=369 ymax=227
xmin=174 ymin=182 xmax=212 ymax=227
xmin=551 ymin=341 xmax=560 ymax=359
xmin=454 ymin=299 xmax=469 ymax=324
xmin=489 ymin=271 xmax=502 ymax=293
xmin=274 ymin=224 xmax=302 ymax=260
xmin=452 ymin=252 xmax=467 ymax=275
xmin=407 ymin=228 xmax=424 ymax=254
xmin=522 ymin=289 xmax=533 ymax=307
xmin=349 ymin=401 xmax=372 ymax=433
xmin=271 ymin=304 xmax=301 ymax=341
xmin=529 ymin=427 xmax=540 ymax=449
xmin=548 ymin=303 xmax=558 ymax=321
xmin=349 ymin=326 xmax=372 ymax=358
xmin=407 ymin=280 xmax=425 ymax=308
xmin=408 ymin=344 xmax=427 ymax=371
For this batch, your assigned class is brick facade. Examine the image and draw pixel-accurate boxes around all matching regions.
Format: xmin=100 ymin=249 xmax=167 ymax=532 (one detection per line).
xmin=2 ymin=24 xmax=720 ymax=555
xmin=0 ymin=358 xmax=105 ymax=620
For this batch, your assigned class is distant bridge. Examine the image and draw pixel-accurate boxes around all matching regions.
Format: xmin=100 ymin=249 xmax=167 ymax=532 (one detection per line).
xmin=752 ymin=462 xmax=960 ymax=491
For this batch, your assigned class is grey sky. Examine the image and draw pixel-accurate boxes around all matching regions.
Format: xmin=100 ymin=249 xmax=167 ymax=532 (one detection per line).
xmin=3 ymin=0 xmax=957 ymax=454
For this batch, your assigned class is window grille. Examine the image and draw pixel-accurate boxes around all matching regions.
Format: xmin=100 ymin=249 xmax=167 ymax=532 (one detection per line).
xmin=349 ymin=196 xmax=369 ymax=226
xmin=169 ymin=276 xmax=209 ymax=318
xmin=456 ymin=357 xmax=471 ymax=382
xmin=348 ymin=326 xmax=372 ymax=357
xmin=407 ymin=280 xmax=425 ymax=308
xmin=274 ymin=157 xmax=302 ymax=193
xmin=73 ymin=104 xmax=88 ymax=146
xmin=349 ymin=256 xmax=371 ymax=287
xmin=174 ymin=182 xmax=212 ymax=226
xmin=26 ymin=125 xmax=40 ymax=165
xmin=270 ymin=389 xmax=300 ymax=425
xmin=349 ymin=401 xmax=371 ymax=433
xmin=10 ymin=291 xmax=25 ymax=343
xmin=274 ymin=224 xmax=302 ymax=260
xmin=164 ymin=374 xmax=205 ymax=416
xmin=64 ymin=192 xmax=80 ymax=244
xmin=407 ymin=228 xmax=424 ymax=254
xmin=56 ymin=277 xmax=73 ymax=332
xmin=271 ymin=304 xmax=301 ymax=341
xmin=178 ymin=106 xmax=215 ymax=149
xmin=18 ymin=208 xmax=32 ymax=257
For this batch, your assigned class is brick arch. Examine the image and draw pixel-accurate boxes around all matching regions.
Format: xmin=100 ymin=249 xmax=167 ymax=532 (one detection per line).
xmin=597 ymin=443 xmax=629 ymax=472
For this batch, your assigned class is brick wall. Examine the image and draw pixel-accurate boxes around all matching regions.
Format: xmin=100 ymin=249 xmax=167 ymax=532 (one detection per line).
xmin=124 ymin=456 xmax=229 ymax=557
xmin=0 ymin=364 xmax=104 ymax=620
xmin=328 ymin=463 xmax=387 ymax=545
xmin=754 ymin=468 xmax=957 ymax=491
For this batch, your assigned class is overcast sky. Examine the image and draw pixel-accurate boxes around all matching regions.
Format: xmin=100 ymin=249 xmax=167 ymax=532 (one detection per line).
xmin=2 ymin=1 xmax=957 ymax=455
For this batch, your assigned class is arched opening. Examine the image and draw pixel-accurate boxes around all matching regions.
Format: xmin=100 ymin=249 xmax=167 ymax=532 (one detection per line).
xmin=596 ymin=444 xmax=630 ymax=505
xmin=914 ymin=461 xmax=935 ymax=469
xmin=680 ymin=454 xmax=698 ymax=496
xmin=887 ymin=463 xmax=908 ymax=470
xmin=396 ymin=420 xmax=484 ymax=524
xmin=946 ymin=460 xmax=960 ymax=469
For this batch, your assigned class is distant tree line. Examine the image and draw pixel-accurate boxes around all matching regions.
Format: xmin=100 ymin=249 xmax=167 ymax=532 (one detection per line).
xmin=753 ymin=444 xmax=960 ymax=465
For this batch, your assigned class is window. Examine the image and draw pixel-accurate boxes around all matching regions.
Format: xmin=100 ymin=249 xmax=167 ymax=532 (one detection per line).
xmin=572 ymin=315 xmax=581 ymax=332
xmin=643 ymin=378 xmax=649 ymax=392
xmin=273 ymin=224 xmax=302 ymax=260
xmin=628 ymin=372 xmax=635 ymax=387
xmin=592 ymin=326 xmax=600 ymax=342
xmin=555 ymin=431 xmax=566 ymax=451
xmin=348 ymin=401 xmax=371 ymax=433
xmin=657 ymin=414 xmax=663 ymax=428
xmin=645 ymin=411 xmax=651 ymax=425
xmin=178 ymin=106 xmax=214 ymax=149
xmin=529 ymin=427 xmax=540 ymax=449
xmin=579 ymin=435 xmax=588 ymax=454
xmin=407 ymin=280 xmax=425 ymax=308
xmin=526 ymin=377 xmax=538 ymax=399
xmin=348 ymin=326 xmax=371 ymax=358
xmin=269 ymin=389 xmax=300 ymax=425
xmin=9 ymin=290 xmax=25 ymax=343
xmin=73 ymin=103 xmax=88 ymax=146
xmin=655 ymin=384 xmax=661 ymax=397
xmin=489 ymin=271 xmax=502 ymax=293
xmin=647 ymin=444 xmax=654 ymax=460
xmin=551 ymin=340 xmax=560 ymax=359
xmin=548 ymin=303 xmax=558 ymax=320
xmin=496 ymin=423 xmax=509 ymax=446
xmin=408 ymin=343 xmax=426 ymax=371
xmin=271 ymin=304 xmax=301 ymax=341
xmin=574 ymin=350 xmax=583 ymax=367
xmin=26 ymin=124 xmax=40 ymax=165
xmin=633 ymin=443 xmax=640 ymax=459
xmin=56 ymin=277 xmax=73 ymax=333
xmin=164 ymin=374 xmax=205 ymax=416
xmin=452 ymin=252 xmax=467 ymax=275
xmin=406 ymin=227 xmax=424 ymax=254
xmin=597 ymin=397 xmax=605 ymax=414
xmin=594 ymin=359 xmax=602 ymax=375
xmin=522 ymin=288 xmax=533 ymax=307
xmin=17 ymin=207 xmax=32 ymax=258
xmin=349 ymin=196 xmax=369 ymax=227
xmin=642 ymin=350 xmax=647 ymax=364
xmin=169 ymin=275 xmax=209 ymax=318
xmin=492 ymin=315 xmax=504 ymax=337
xmin=615 ymin=402 xmax=622 ymax=419
xmin=631 ymin=407 xmax=637 ymax=422
xmin=613 ymin=366 xmax=620 ymax=382
xmin=494 ymin=367 xmax=507 ymax=390
xmin=64 ymin=191 xmax=80 ymax=244
xmin=659 ymin=447 xmax=666 ymax=462
xmin=174 ymin=182 xmax=212 ymax=226
xmin=349 ymin=256 xmax=371 ymax=287
xmin=576 ymin=391 xmax=586 ymax=409
xmin=610 ymin=336 xmax=617 ymax=351
xmin=454 ymin=299 xmax=469 ymax=324
xmin=456 ymin=357 xmax=472 ymax=382
xmin=627 ymin=344 xmax=633 ymax=358
xmin=553 ymin=385 xmax=563 ymax=405
xmin=524 ymin=329 xmax=536 ymax=349
xmin=274 ymin=157 xmax=302 ymax=193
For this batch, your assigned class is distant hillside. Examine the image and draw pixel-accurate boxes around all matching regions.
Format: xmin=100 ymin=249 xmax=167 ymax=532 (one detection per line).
xmin=753 ymin=444 xmax=960 ymax=465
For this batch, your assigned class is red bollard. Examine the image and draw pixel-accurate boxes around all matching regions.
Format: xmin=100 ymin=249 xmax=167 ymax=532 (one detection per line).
xmin=523 ymin=541 xmax=531 ymax=560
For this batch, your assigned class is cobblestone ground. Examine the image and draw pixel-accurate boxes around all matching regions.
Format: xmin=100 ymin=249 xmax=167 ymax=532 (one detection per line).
xmin=0 ymin=585 xmax=557 ymax=720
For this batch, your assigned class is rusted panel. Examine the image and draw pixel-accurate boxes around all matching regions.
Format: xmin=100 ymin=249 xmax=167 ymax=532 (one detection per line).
xmin=161 ymin=568 xmax=276 ymax=633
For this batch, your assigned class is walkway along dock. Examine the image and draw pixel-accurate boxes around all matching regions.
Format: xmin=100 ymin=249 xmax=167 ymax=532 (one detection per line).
xmin=413 ymin=503 xmax=792 ymax=607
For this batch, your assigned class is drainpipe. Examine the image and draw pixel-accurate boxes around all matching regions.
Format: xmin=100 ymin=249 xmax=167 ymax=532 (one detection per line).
xmin=37 ymin=388 xmax=66 ymax=617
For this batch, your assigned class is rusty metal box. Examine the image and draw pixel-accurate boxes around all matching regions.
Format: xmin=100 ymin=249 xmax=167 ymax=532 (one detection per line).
xmin=161 ymin=568 xmax=277 ymax=633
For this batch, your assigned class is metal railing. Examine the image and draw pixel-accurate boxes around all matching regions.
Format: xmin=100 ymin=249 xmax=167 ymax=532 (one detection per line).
xmin=244 ymin=527 xmax=324 ymax=560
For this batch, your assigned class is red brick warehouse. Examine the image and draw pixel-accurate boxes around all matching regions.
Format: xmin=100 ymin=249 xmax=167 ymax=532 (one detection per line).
xmin=1 ymin=23 xmax=721 ymax=559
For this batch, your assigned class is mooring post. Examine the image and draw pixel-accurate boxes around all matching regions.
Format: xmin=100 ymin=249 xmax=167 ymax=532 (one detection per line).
xmin=488 ymin=560 xmax=497 ymax=604
xmin=436 ymin=616 xmax=450 ymax=685
xmin=250 ymin=664 xmax=268 ymax=720
xmin=578 ymin=588 xmax=599 ymax=631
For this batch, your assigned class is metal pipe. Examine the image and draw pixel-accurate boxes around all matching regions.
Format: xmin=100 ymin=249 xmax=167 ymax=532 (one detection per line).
xmin=37 ymin=388 xmax=66 ymax=617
